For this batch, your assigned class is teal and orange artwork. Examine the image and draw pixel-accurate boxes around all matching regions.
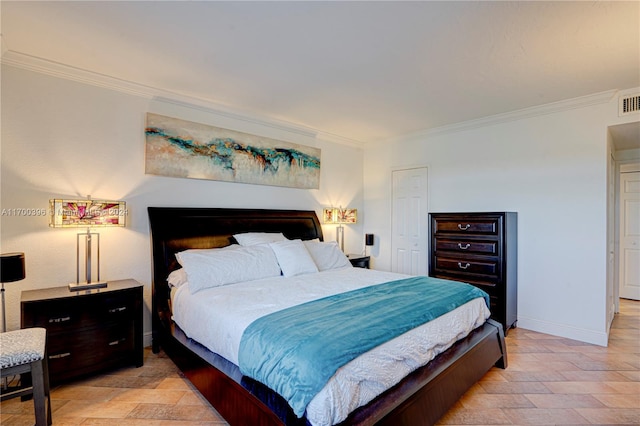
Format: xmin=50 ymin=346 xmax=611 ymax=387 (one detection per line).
xmin=145 ymin=113 xmax=321 ymax=189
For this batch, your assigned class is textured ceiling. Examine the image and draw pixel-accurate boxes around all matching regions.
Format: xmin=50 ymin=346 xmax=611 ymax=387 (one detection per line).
xmin=2 ymin=1 xmax=639 ymax=144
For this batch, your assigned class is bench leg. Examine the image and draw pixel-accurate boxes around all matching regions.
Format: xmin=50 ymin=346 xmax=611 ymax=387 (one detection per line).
xmin=31 ymin=360 xmax=51 ymax=426
xmin=43 ymin=353 xmax=52 ymax=425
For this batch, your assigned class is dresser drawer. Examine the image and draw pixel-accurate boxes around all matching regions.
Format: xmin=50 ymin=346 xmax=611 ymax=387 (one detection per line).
xmin=434 ymin=238 xmax=498 ymax=255
xmin=21 ymin=299 xmax=85 ymax=332
xmin=22 ymin=293 xmax=136 ymax=332
xmin=434 ymin=256 xmax=500 ymax=281
xmin=98 ymin=293 xmax=138 ymax=323
xmin=47 ymin=323 xmax=135 ymax=380
xmin=432 ymin=217 xmax=500 ymax=235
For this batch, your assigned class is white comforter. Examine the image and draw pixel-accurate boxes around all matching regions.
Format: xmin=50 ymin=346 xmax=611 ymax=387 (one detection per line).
xmin=172 ymin=267 xmax=490 ymax=426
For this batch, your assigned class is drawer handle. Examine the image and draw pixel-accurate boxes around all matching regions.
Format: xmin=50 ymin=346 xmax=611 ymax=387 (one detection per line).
xmin=108 ymin=338 xmax=126 ymax=346
xmin=458 ymin=243 xmax=471 ymax=250
xmin=458 ymin=262 xmax=471 ymax=270
xmin=49 ymin=316 xmax=71 ymax=323
xmin=108 ymin=306 xmax=127 ymax=313
xmin=49 ymin=352 xmax=71 ymax=359
xmin=458 ymin=224 xmax=471 ymax=230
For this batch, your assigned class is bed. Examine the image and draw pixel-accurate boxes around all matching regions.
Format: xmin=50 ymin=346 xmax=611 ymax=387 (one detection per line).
xmin=148 ymin=207 xmax=507 ymax=426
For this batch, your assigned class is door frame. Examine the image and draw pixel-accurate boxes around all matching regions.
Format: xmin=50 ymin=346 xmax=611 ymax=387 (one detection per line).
xmin=607 ymin=149 xmax=616 ymax=327
xmin=616 ymin=161 xmax=640 ymax=308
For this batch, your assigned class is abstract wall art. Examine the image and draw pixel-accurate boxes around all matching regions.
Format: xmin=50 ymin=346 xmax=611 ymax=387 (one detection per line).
xmin=145 ymin=113 xmax=321 ymax=189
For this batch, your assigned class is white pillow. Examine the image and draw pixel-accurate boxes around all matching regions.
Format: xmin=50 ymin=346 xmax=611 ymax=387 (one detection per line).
xmin=174 ymin=244 xmax=241 ymax=269
xmin=234 ymin=232 xmax=287 ymax=246
xmin=167 ymin=268 xmax=188 ymax=288
xmin=175 ymin=244 xmax=241 ymax=259
xmin=176 ymin=245 xmax=282 ymax=293
xmin=304 ymin=240 xmax=352 ymax=271
xmin=269 ymin=239 xmax=319 ymax=277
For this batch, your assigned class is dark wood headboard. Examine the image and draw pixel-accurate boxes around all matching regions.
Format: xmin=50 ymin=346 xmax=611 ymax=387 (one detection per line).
xmin=147 ymin=207 xmax=324 ymax=350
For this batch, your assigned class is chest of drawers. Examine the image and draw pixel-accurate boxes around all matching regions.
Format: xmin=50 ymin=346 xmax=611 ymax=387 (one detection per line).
xmin=21 ymin=279 xmax=143 ymax=384
xmin=429 ymin=212 xmax=517 ymax=334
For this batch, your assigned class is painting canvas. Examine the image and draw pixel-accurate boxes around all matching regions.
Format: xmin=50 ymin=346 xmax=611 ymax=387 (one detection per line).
xmin=145 ymin=113 xmax=321 ymax=189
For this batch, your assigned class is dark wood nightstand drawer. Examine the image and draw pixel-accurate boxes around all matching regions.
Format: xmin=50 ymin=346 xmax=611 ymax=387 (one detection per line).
xmin=22 ymin=300 xmax=85 ymax=332
xmin=97 ymin=293 xmax=138 ymax=323
xmin=47 ymin=323 xmax=135 ymax=381
xmin=21 ymin=292 xmax=136 ymax=332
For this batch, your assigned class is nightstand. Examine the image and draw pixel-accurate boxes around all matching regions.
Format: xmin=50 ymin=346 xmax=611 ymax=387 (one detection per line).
xmin=347 ymin=254 xmax=370 ymax=269
xmin=21 ymin=279 xmax=143 ymax=385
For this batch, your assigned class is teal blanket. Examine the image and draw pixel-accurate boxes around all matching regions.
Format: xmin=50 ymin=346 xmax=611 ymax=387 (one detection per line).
xmin=238 ymin=276 xmax=489 ymax=417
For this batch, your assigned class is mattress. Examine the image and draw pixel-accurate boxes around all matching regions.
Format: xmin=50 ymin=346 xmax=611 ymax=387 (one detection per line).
xmin=171 ymin=267 xmax=490 ymax=426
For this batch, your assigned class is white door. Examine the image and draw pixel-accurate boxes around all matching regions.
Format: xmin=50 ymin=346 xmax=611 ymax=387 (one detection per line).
xmin=619 ymin=169 xmax=640 ymax=300
xmin=391 ymin=167 xmax=428 ymax=275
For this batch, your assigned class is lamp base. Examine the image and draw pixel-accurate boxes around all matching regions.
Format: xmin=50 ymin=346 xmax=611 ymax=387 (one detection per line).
xmin=69 ymin=281 xmax=107 ymax=292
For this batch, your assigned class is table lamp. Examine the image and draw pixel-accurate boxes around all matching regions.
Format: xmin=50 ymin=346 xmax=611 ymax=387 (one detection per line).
xmin=49 ymin=197 xmax=126 ymax=291
xmin=322 ymin=207 xmax=357 ymax=251
xmin=0 ymin=252 xmax=25 ymax=332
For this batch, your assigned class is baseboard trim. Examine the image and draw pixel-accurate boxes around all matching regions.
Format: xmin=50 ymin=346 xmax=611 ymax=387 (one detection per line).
xmin=517 ymin=316 xmax=609 ymax=347
xmin=144 ymin=331 xmax=153 ymax=349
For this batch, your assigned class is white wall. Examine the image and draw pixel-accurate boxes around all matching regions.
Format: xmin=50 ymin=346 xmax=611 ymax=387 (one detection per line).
xmin=0 ymin=65 xmax=365 ymax=341
xmin=364 ymin=91 xmax=640 ymax=346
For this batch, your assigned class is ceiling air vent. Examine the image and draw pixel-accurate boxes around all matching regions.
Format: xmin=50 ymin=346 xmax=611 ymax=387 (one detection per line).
xmin=619 ymin=94 xmax=640 ymax=116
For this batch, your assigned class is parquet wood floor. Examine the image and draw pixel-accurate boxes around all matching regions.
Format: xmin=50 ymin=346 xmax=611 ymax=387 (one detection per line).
xmin=1 ymin=299 xmax=638 ymax=425
xmin=437 ymin=298 xmax=639 ymax=425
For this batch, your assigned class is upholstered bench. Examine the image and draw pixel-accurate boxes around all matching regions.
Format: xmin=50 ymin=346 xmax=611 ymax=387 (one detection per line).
xmin=0 ymin=327 xmax=52 ymax=425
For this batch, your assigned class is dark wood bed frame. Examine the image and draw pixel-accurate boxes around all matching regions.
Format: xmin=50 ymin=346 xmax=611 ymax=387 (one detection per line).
xmin=148 ymin=207 xmax=507 ymax=426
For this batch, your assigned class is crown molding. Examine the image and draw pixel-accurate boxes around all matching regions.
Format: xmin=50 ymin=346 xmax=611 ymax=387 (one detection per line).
xmin=1 ymin=50 xmax=365 ymax=147
xmin=150 ymin=96 xmax=316 ymax=140
xmin=314 ymin=131 xmax=364 ymax=149
xmin=3 ymin=49 xmax=618 ymax=148
xmin=2 ymin=50 xmax=158 ymax=98
xmin=382 ymin=90 xmax=619 ymax=144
